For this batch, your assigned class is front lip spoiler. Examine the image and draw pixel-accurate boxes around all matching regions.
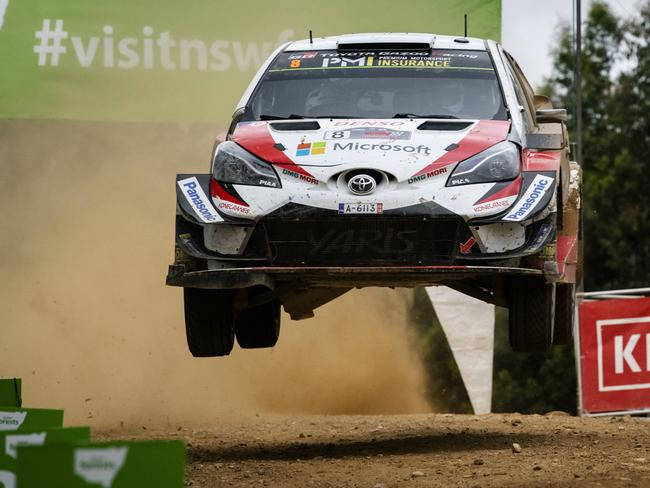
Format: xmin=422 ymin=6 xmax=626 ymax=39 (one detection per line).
xmin=166 ymin=264 xmax=543 ymax=289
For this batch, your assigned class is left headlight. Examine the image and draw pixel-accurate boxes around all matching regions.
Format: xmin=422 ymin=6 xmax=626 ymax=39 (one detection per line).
xmin=446 ymin=141 xmax=520 ymax=187
xmin=212 ymin=141 xmax=281 ymax=188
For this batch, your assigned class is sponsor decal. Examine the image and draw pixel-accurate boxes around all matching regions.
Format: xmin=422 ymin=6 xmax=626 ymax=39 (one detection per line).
xmin=308 ymin=229 xmax=416 ymax=254
xmin=177 ymin=177 xmax=221 ymax=223
xmin=338 ymin=203 xmax=383 ymax=214
xmin=333 ymin=141 xmax=430 ymax=156
xmin=288 ymin=52 xmax=317 ymax=59
xmin=74 ymin=447 xmax=128 ymax=488
xmin=321 ymin=56 xmax=374 ymax=68
xmin=407 ymin=166 xmax=448 ymax=184
xmin=5 ymin=432 xmax=47 ymax=459
xmin=280 ymin=168 xmax=319 ymax=185
xmin=290 ymin=59 xmax=300 ymax=68
xmin=324 ymin=128 xmax=410 ymax=140
xmin=296 ymin=141 xmax=325 ymax=156
xmin=502 ymin=175 xmax=554 ymax=222
xmin=333 ymin=120 xmax=405 ymax=127
xmin=217 ymin=202 xmax=250 ymax=215
xmin=473 ymin=199 xmax=511 ymax=214
xmin=0 ymin=412 xmax=27 ymax=431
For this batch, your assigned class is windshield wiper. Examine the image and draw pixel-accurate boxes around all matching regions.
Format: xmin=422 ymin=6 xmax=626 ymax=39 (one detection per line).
xmin=392 ymin=113 xmax=459 ymax=119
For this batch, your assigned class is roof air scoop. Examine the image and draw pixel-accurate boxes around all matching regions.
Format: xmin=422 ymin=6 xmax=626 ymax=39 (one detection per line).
xmin=336 ymin=33 xmax=435 ymax=52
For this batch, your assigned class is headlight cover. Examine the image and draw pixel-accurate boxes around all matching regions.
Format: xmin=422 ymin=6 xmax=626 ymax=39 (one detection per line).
xmin=212 ymin=141 xmax=281 ymax=188
xmin=446 ymin=141 xmax=520 ymax=187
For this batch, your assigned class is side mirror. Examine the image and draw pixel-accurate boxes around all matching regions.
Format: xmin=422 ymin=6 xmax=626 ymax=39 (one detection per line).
xmin=536 ymin=108 xmax=567 ymax=124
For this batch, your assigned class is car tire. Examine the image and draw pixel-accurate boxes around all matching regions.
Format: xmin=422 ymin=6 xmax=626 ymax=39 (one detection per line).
xmin=508 ymin=277 xmax=556 ymax=353
xmin=183 ymin=288 xmax=235 ymax=357
xmin=553 ymin=283 xmax=575 ymax=345
xmin=234 ymin=299 xmax=281 ymax=349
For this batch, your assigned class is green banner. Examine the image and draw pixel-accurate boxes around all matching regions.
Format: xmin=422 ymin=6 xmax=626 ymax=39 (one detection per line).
xmin=0 ymin=0 xmax=501 ymax=123
xmin=16 ymin=440 xmax=185 ymax=488
xmin=0 ymin=408 xmax=63 ymax=432
xmin=0 ymin=381 xmax=21 ymax=408
xmin=0 ymin=427 xmax=90 ymax=488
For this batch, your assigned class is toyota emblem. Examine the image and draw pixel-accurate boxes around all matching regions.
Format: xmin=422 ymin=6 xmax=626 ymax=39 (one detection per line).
xmin=348 ymin=174 xmax=377 ymax=195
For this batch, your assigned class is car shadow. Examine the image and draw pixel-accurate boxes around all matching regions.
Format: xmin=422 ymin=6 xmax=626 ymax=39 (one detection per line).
xmin=189 ymin=429 xmax=547 ymax=462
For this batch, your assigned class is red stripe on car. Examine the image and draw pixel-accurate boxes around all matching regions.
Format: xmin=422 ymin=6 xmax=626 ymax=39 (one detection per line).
xmin=473 ymin=177 xmax=522 ymax=205
xmin=210 ymin=178 xmax=249 ymax=207
xmin=413 ymin=120 xmax=510 ymax=177
xmin=232 ymin=121 xmax=317 ymax=180
xmin=522 ymin=149 xmax=561 ymax=171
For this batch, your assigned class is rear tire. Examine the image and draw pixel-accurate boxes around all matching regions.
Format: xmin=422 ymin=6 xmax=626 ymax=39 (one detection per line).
xmin=183 ymin=288 xmax=235 ymax=357
xmin=553 ymin=283 xmax=575 ymax=345
xmin=234 ymin=299 xmax=281 ymax=349
xmin=508 ymin=277 xmax=556 ymax=352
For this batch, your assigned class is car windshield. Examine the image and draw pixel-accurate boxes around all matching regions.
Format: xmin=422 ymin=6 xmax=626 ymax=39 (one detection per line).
xmin=246 ymin=49 xmax=507 ymax=121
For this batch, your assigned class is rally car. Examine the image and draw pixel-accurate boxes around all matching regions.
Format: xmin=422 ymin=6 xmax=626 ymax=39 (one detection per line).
xmin=167 ymin=33 xmax=582 ymax=357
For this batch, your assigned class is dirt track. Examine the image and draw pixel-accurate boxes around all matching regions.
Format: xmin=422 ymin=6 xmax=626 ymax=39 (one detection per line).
xmin=98 ymin=413 xmax=650 ymax=487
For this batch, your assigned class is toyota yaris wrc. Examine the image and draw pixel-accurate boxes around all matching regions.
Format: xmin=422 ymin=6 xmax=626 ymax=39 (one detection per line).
xmin=167 ymin=33 xmax=582 ymax=357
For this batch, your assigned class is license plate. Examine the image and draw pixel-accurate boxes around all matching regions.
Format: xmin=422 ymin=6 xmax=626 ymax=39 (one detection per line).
xmin=338 ymin=203 xmax=383 ymax=214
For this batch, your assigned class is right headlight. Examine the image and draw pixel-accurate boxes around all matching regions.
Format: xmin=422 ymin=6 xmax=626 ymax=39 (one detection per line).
xmin=212 ymin=141 xmax=281 ymax=188
xmin=446 ymin=141 xmax=520 ymax=187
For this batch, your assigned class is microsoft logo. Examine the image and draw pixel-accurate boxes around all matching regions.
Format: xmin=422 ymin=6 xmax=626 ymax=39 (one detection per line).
xmin=296 ymin=141 xmax=325 ymax=156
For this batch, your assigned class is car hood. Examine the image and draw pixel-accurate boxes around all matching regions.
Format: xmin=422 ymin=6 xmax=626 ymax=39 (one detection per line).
xmin=231 ymin=118 xmax=510 ymax=180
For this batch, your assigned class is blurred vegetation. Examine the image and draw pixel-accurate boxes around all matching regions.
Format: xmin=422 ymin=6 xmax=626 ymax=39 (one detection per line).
xmin=416 ymin=1 xmax=649 ymax=414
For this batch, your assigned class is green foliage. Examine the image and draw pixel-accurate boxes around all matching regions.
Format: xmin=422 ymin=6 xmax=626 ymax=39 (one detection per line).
xmin=416 ymin=1 xmax=650 ymax=414
xmin=543 ymin=0 xmax=650 ymax=290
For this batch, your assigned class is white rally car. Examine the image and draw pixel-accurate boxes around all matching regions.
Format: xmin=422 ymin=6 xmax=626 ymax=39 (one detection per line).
xmin=167 ymin=33 xmax=582 ymax=357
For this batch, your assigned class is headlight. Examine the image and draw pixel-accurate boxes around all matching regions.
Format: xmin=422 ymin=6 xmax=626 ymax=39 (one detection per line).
xmin=446 ymin=141 xmax=520 ymax=187
xmin=212 ymin=141 xmax=281 ymax=188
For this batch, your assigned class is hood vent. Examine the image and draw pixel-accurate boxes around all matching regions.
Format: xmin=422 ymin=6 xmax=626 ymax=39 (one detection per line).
xmin=270 ymin=121 xmax=320 ymax=131
xmin=417 ymin=121 xmax=473 ymax=131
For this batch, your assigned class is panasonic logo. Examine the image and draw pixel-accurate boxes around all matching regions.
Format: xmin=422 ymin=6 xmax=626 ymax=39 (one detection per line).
xmin=177 ymin=177 xmax=222 ymax=223
xmin=503 ymin=175 xmax=554 ymax=222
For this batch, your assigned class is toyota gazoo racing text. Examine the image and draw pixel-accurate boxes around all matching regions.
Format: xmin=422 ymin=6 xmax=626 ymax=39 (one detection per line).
xmin=167 ymin=33 xmax=582 ymax=357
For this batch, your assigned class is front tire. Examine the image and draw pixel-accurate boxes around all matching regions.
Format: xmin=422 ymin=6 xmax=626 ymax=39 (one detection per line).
xmin=183 ymin=288 xmax=235 ymax=357
xmin=234 ymin=299 xmax=281 ymax=349
xmin=508 ymin=277 xmax=556 ymax=352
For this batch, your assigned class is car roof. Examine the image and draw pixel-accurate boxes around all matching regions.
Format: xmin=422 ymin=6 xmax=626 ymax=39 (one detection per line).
xmin=284 ymin=33 xmax=488 ymax=52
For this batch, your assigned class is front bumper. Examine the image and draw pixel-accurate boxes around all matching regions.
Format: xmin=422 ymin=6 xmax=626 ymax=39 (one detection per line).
xmin=166 ymin=264 xmax=543 ymax=289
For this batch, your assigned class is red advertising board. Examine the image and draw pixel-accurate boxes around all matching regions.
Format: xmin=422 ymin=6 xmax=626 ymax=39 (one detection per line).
xmin=579 ymin=296 xmax=650 ymax=414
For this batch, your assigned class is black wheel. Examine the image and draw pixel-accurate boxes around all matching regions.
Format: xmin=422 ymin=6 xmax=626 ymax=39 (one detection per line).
xmin=234 ymin=299 xmax=281 ymax=349
xmin=508 ymin=277 xmax=556 ymax=352
xmin=183 ymin=288 xmax=235 ymax=357
xmin=553 ymin=283 xmax=575 ymax=345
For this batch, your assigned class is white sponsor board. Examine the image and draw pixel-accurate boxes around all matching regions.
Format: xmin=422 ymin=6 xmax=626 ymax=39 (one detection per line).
xmin=0 ymin=412 xmax=27 ymax=432
xmin=177 ymin=176 xmax=223 ymax=223
xmin=502 ymin=174 xmax=554 ymax=221
xmin=5 ymin=432 xmax=47 ymax=459
xmin=426 ymin=286 xmax=495 ymax=414
xmin=74 ymin=447 xmax=128 ymax=488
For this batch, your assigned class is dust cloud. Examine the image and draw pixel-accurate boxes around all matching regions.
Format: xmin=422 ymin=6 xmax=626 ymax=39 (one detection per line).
xmin=0 ymin=120 xmax=432 ymax=428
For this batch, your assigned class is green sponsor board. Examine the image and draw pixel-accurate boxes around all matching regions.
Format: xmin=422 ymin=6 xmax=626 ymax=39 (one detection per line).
xmin=0 ymin=427 xmax=90 ymax=488
xmin=0 ymin=0 xmax=501 ymax=123
xmin=0 ymin=381 xmax=21 ymax=408
xmin=0 ymin=408 xmax=63 ymax=432
xmin=16 ymin=440 xmax=185 ymax=488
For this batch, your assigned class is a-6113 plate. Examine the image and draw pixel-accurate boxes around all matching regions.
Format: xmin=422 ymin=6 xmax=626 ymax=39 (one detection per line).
xmin=338 ymin=203 xmax=383 ymax=214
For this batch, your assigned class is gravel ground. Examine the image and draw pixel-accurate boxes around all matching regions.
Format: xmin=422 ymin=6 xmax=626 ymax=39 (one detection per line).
xmin=97 ymin=412 xmax=650 ymax=487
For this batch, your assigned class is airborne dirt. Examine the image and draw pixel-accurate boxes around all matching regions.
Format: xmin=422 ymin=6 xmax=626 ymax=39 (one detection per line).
xmin=98 ymin=413 xmax=650 ymax=487
xmin=4 ymin=121 xmax=650 ymax=487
